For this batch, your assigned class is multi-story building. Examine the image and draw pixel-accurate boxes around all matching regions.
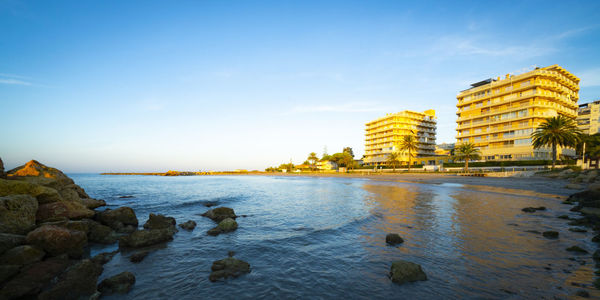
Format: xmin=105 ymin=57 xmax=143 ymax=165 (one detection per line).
xmin=577 ymin=100 xmax=600 ymax=135
xmin=456 ymin=65 xmax=579 ymax=160
xmin=364 ymin=110 xmax=437 ymax=166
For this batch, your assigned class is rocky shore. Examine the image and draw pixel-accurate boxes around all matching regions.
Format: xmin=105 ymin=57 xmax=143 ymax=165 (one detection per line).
xmin=0 ymin=159 xmax=248 ymax=299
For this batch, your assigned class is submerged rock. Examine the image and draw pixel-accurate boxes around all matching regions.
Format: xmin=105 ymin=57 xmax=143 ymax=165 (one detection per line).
xmin=386 ymin=233 xmax=404 ymax=245
xmin=37 ymin=259 xmax=103 ymax=300
xmin=209 ymin=257 xmax=251 ymax=282
xmin=202 ymin=207 xmax=237 ymax=223
xmin=389 ymin=260 xmax=427 ymax=284
xmin=521 ymin=206 xmax=546 ymax=213
xmin=179 ymin=220 xmax=197 ymax=230
xmin=119 ymin=228 xmax=175 ymax=248
xmin=91 ymin=250 xmax=119 ymax=265
xmin=0 ymin=194 xmax=38 ymax=235
xmin=129 ymin=251 xmax=149 ymax=263
xmin=542 ymin=231 xmax=559 ymax=239
xmin=25 ymin=225 xmax=87 ymax=257
xmin=566 ymin=246 xmax=588 ymax=253
xmin=143 ymin=213 xmax=176 ymax=230
xmin=0 ymin=245 xmax=45 ymax=266
xmin=98 ymin=271 xmax=136 ymax=294
xmin=207 ymin=218 xmax=238 ymax=236
xmin=0 ymin=233 xmax=25 ymax=255
xmin=569 ymin=227 xmax=587 ymax=233
xmin=96 ymin=207 xmax=138 ymax=233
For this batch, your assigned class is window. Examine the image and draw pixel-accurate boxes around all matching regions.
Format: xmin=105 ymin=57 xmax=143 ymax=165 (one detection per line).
xmin=515 ymin=138 xmax=532 ymax=145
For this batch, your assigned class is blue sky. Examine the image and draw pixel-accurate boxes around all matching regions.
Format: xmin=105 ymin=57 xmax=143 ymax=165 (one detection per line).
xmin=1 ymin=0 xmax=600 ymax=172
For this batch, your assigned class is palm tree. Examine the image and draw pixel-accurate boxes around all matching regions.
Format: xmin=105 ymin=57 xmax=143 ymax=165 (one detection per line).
xmin=307 ymin=152 xmax=319 ymax=170
xmin=399 ymin=134 xmax=418 ymax=171
xmin=386 ymin=152 xmax=400 ymax=172
xmin=532 ymin=116 xmax=581 ymax=169
xmin=453 ymin=142 xmax=481 ymax=173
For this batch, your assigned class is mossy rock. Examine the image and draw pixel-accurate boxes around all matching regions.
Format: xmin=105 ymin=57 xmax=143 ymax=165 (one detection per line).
xmin=389 ymin=260 xmax=427 ymax=285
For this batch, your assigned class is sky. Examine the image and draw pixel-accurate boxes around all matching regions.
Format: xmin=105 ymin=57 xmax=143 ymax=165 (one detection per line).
xmin=1 ymin=0 xmax=600 ymax=172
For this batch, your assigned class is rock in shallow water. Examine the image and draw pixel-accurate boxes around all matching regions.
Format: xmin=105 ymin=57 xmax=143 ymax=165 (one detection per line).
xmin=129 ymin=250 xmax=149 ymax=263
xmin=119 ymin=228 xmax=176 ymax=248
xmin=389 ymin=260 xmax=427 ymax=285
xmin=566 ymin=246 xmax=588 ymax=253
xmin=521 ymin=206 xmax=546 ymax=213
xmin=96 ymin=207 xmax=138 ymax=233
xmin=202 ymin=207 xmax=236 ymax=223
xmin=92 ymin=250 xmax=118 ymax=265
xmin=386 ymin=233 xmax=404 ymax=245
xmin=207 ymin=218 xmax=238 ymax=236
xmin=37 ymin=259 xmax=103 ymax=300
xmin=179 ymin=220 xmax=197 ymax=230
xmin=542 ymin=231 xmax=559 ymax=239
xmin=143 ymin=213 xmax=176 ymax=230
xmin=98 ymin=271 xmax=136 ymax=294
xmin=209 ymin=257 xmax=251 ymax=282
xmin=0 ymin=254 xmax=70 ymax=299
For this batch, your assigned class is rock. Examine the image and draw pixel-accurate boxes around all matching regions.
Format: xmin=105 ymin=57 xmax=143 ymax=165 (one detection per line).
xmin=91 ymin=250 xmax=118 ymax=265
xmin=542 ymin=231 xmax=558 ymax=239
xmin=7 ymin=160 xmax=75 ymax=187
xmin=202 ymin=207 xmax=237 ymax=223
xmin=36 ymin=202 xmax=69 ymax=223
xmin=593 ymin=234 xmax=600 ymax=243
xmin=81 ymin=198 xmax=106 ymax=209
xmin=565 ymin=183 xmax=584 ymax=189
xmin=568 ymin=227 xmax=587 ymax=233
xmin=576 ymin=290 xmax=590 ymax=298
xmin=207 ymin=218 xmax=238 ymax=236
xmin=389 ymin=260 xmax=427 ymax=284
xmin=98 ymin=271 xmax=136 ymax=294
xmin=566 ymin=246 xmax=588 ymax=253
xmin=557 ymin=215 xmax=571 ymax=219
xmin=386 ymin=233 xmax=404 ymax=245
xmin=38 ymin=259 xmax=103 ymax=300
xmin=0 ymin=233 xmax=26 ymax=255
xmin=119 ymin=195 xmax=134 ymax=198
xmin=0 ymin=157 xmax=4 ymax=179
xmin=579 ymin=207 xmax=600 ymax=218
xmin=0 ymin=245 xmax=45 ymax=265
xmin=525 ymin=230 xmax=541 ymax=234
xmin=0 ymin=265 xmax=20 ymax=284
xmin=85 ymin=219 xmax=118 ymax=244
xmin=129 ymin=251 xmax=149 ymax=263
xmin=0 ymin=178 xmax=62 ymax=204
xmin=567 ymin=190 xmax=600 ymax=206
xmin=521 ymin=206 xmax=546 ymax=213
xmin=0 ymin=194 xmax=38 ymax=235
xmin=209 ymin=257 xmax=251 ymax=282
xmin=96 ymin=207 xmax=138 ymax=232
xmin=143 ymin=213 xmax=176 ymax=230
xmin=119 ymin=228 xmax=175 ymax=248
xmin=26 ymin=225 xmax=87 ymax=257
xmin=0 ymin=254 xmax=70 ymax=299
xmin=179 ymin=220 xmax=197 ymax=230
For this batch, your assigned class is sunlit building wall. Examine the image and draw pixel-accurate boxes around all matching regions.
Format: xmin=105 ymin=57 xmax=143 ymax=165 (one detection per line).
xmin=577 ymin=100 xmax=600 ymax=135
xmin=455 ymin=65 xmax=579 ymax=160
xmin=364 ymin=110 xmax=437 ymax=166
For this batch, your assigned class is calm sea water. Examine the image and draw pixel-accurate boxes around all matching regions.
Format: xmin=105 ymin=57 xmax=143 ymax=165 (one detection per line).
xmin=69 ymin=174 xmax=597 ymax=299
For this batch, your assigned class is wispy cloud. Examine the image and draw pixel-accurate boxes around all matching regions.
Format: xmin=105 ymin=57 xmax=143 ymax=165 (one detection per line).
xmin=0 ymin=73 xmax=32 ymax=86
xmin=291 ymin=102 xmax=389 ymax=113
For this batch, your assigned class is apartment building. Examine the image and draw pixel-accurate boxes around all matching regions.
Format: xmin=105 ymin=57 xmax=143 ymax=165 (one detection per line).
xmin=577 ymin=100 xmax=600 ymax=135
xmin=364 ymin=110 xmax=437 ymax=166
xmin=456 ymin=65 xmax=580 ymax=160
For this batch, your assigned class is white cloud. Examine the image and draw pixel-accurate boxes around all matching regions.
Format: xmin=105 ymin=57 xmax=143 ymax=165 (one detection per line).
xmin=0 ymin=74 xmax=31 ymax=86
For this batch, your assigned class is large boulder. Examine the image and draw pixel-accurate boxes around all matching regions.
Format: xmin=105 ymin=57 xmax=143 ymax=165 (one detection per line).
xmin=0 ymin=233 xmax=26 ymax=255
xmin=0 ymin=194 xmax=38 ymax=234
xmin=389 ymin=260 xmax=427 ymax=285
xmin=0 ymin=245 xmax=45 ymax=266
xmin=202 ymin=207 xmax=237 ymax=223
xmin=119 ymin=228 xmax=175 ymax=248
xmin=7 ymin=160 xmax=75 ymax=188
xmin=0 ymin=157 xmax=5 ymax=179
xmin=209 ymin=257 xmax=251 ymax=282
xmin=98 ymin=271 xmax=136 ymax=294
xmin=84 ymin=219 xmax=118 ymax=244
xmin=38 ymin=259 xmax=103 ymax=300
xmin=26 ymin=225 xmax=87 ymax=257
xmin=96 ymin=207 xmax=138 ymax=233
xmin=0 ymin=178 xmax=62 ymax=204
xmin=0 ymin=254 xmax=70 ymax=299
xmin=143 ymin=213 xmax=177 ymax=230
xmin=36 ymin=202 xmax=69 ymax=223
xmin=207 ymin=218 xmax=238 ymax=236
xmin=81 ymin=198 xmax=106 ymax=209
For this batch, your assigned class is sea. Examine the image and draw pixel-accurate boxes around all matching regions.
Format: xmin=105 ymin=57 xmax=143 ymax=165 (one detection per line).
xmin=69 ymin=174 xmax=597 ymax=299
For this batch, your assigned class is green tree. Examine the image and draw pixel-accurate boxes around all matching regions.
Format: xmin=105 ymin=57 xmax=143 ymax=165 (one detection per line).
xmin=532 ymin=116 xmax=581 ymax=169
xmin=330 ymin=152 xmax=354 ymax=169
xmin=453 ymin=142 xmax=481 ymax=172
xmin=399 ymin=134 xmax=418 ymax=171
xmin=386 ymin=152 xmax=400 ymax=172
xmin=307 ymin=152 xmax=319 ymax=170
xmin=343 ymin=147 xmax=354 ymax=158
xmin=278 ymin=163 xmax=294 ymax=172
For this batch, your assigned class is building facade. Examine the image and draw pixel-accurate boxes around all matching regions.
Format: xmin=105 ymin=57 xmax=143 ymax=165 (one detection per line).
xmin=577 ymin=100 xmax=600 ymax=135
xmin=364 ymin=110 xmax=437 ymax=166
xmin=456 ymin=65 xmax=580 ymax=160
